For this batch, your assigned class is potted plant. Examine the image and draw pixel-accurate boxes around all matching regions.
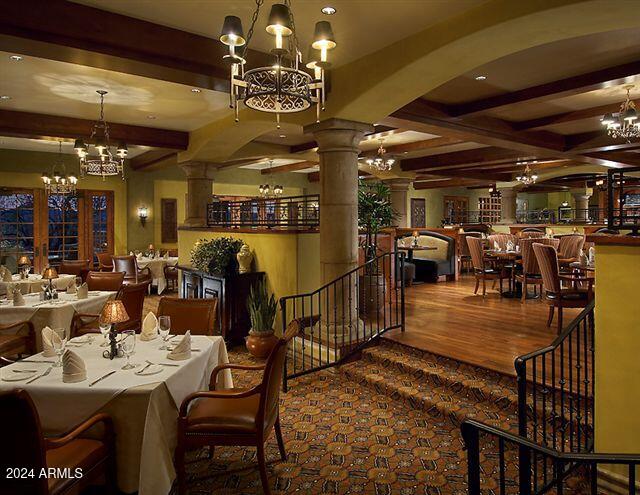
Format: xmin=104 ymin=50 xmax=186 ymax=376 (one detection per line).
xmin=190 ymin=237 xmax=244 ymax=276
xmin=245 ymin=279 xmax=279 ymax=358
xmin=358 ymin=180 xmax=396 ymax=317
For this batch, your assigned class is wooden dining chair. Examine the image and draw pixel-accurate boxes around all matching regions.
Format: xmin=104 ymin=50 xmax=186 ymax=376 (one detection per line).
xmin=58 ymin=260 xmax=91 ymax=282
xmin=487 ymin=233 xmax=518 ymax=250
xmin=533 ymin=243 xmax=592 ymax=334
xmin=0 ymin=320 xmax=35 ymax=362
xmin=515 ymin=237 xmax=559 ymax=302
xmin=163 ymin=264 xmax=179 ymax=292
xmin=96 ymin=252 xmax=114 ymax=272
xmin=157 ymin=297 xmax=218 ymax=335
xmin=467 ymin=236 xmax=510 ymax=297
xmin=0 ymin=389 xmax=115 ymax=495
xmin=85 ymin=271 xmax=125 ymax=292
xmin=112 ymin=255 xmax=152 ymax=286
xmin=459 ymin=232 xmax=482 ymax=273
xmin=174 ymin=319 xmax=300 ymax=495
xmin=557 ymin=234 xmax=585 ymax=265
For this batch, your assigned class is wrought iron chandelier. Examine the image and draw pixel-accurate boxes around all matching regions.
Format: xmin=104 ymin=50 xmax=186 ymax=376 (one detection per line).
xmin=365 ymin=139 xmax=395 ymax=171
xmin=42 ymin=141 xmax=78 ymax=195
xmin=516 ymin=160 xmax=538 ymax=185
xmin=259 ymin=160 xmax=284 ymax=197
xmin=219 ymin=1 xmax=335 ymax=127
xmin=601 ymin=85 xmax=640 ymax=142
xmin=73 ymin=90 xmax=127 ymax=180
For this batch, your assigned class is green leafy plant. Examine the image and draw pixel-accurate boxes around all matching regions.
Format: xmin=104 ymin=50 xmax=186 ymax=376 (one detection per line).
xmin=358 ymin=180 xmax=396 ymax=263
xmin=247 ymin=279 xmax=277 ymax=335
xmin=190 ymin=237 xmax=243 ymax=275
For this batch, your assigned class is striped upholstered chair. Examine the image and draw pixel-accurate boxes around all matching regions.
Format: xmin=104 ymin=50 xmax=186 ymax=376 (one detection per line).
xmin=515 ymin=237 xmax=559 ymax=303
xmin=533 ymin=243 xmax=592 ymax=334
xmin=557 ymin=234 xmax=585 ymax=266
xmin=467 ymin=236 xmax=510 ymax=297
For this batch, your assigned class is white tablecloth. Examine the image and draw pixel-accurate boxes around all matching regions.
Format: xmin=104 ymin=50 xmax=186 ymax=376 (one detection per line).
xmin=0 ymin=273 xmax=76 ymax=295
xmin=0 ymin=291 xmax=115 ymax=350
xmin=136 ymin=257 xmax=178 ymax=294
xmin=0 ymin=335 xmax=232 ymax=494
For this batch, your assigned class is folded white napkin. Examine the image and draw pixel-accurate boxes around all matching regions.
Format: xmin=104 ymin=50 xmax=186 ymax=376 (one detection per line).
xmin=140 ymin=312 xmax=158 ymax=341
xmin=76 ymin=282 xmax=88 ymax=299
xmin=167 ymin=331 xmax=191 ymax=360
xmin=62 ymin=349 xmax=87 ymax=383
xmin=66 ymin=278 xmax=77 ymax=294
xmin=163 ymin=252 xmax=169 ymax=259
xmin=494 ymin=241 xmax=501 ymax=251
xmin=42 ymin=326 xmax=61 ymax=358
xmin=5 ymin=283 xmax=15 ymax=299
xmin=129 ymin=251 xmax=134 ymax=256
xmin=136 ymin=253 xmax=143 ymax=260
xmin=12 ymin=289 xmax=24 ymax=306
xmin=2 ymin=268 xmax=12 ymax=282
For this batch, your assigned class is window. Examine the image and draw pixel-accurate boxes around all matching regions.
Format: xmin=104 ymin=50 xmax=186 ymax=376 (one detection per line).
xmin=48 ymin=194 xmax=80 ymax=264
xmin=0 ymin=190 xmax=36 ymax=267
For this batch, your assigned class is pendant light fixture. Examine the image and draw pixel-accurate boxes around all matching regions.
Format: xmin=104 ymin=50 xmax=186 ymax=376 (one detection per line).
xmin=219 ymin=1 xmax=336 ymax=127
xmin=42 ymin=141 xmax=78 ymax=195
xmin=601 ymin=85 xmax=640 ymax=142
xmin=259 ymin=160 xmax=284 ymax=197
xmin=516 ymin=160 xmax=538 ymax=186
xmin=74 ymin=90 xmax=127 ymax=180
xmin=365 ymin=139 xmax=395 ymax=171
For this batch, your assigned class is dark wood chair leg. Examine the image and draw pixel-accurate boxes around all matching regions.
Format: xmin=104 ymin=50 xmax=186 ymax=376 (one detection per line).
xmin=274 ymin=415 xmax=286 ymax=462
xmin=521 ymin=276 xmax=527 ymax=303
xmin=256 ymin=441 xmax=271 ymax=495
xmin=482 ymin=278 xmax=486 ymax=297
xmin=499 ymin=276 xmax=503 ymax=295
xmin=547 ymin=306 xmax=555 ymax=327
xmin=474 ymin=276 xmax=479 ymax=294
xmin=208 ymin=445 xmax=215 ymax=459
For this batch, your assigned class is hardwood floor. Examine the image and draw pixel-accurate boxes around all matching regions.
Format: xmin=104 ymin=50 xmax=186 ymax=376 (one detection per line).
xmin=385 ymin=274 xmax=583 ymax=377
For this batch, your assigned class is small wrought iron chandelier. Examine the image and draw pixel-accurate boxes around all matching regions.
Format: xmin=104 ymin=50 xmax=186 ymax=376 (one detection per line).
xmin=73 ymin=90 xmax=127 ymax=180
xmin=219 ymin=1 xmax=335 ymax=127
xmin=365 ymin=139 xmax=395 ymax=171
xmin=516 ymin=160 xmax=538 ymax=186
xmin=601 ymin=85 xmax=640 ymax=142
xmin=42 ymin=141 xmax=78 ymax=195
xmin=259 ymin=160 xmax=284 ymax=197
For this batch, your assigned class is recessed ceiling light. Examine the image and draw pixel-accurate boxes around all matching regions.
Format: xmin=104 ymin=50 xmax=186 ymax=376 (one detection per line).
xmin=279 ymin=134 xmax=286 ymax=138
xmin=147 ymin=115 xmax=157 ymax=120
xmin=321 ymin=6 xmax=336 ymax=15
xmin=474 ymin=75 xmax=487 ymax=81
xmin=0 ymin=95 xmax=11 ymax=101
xmin=10 ymin=55 xmax=23 ymax=62
xmin=191 ymin=88 xmax=201 ymax=93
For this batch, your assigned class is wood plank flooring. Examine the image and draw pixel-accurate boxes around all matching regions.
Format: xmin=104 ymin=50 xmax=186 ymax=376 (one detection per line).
xmin=385 ymin=274 xmax=583 ymax=377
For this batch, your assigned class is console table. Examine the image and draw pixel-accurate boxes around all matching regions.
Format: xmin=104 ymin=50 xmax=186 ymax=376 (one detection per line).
xmin=177 ymin=266 xmax=265 ymax=345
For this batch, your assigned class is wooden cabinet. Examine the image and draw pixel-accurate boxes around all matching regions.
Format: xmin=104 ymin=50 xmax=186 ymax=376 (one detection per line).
xmin=178 ymin=266 xmax=265 ymax=345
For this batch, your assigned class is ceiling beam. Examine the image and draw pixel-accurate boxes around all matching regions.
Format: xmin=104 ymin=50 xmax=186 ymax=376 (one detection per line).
xmin=129 ymin=149 xmax=177 ymax=171
xmin=512 ymin=103 xmax=620 ymax=131
xmin=416 ymin=169 xmax=513 ymax=181
xmin=401 ymin=146 xmax=530 ymax=172
xmin=413 ymin=178 xmax=490 ymax=190
xmin=361 ymin=136 xmax=463 ymax=158
xmin=565 ymin=131 xmax=640 ymax=153
xmin=0 ymin=109 xmax=189 ymax=149
xmin=261 ymin=161 xmax=317 ymax=174
xmin=450 ymin=60 xmax=640 ymax=117
xmin=292 ymin=125 xmax=398 ymax=154
xmin=0 ymin=0 xmax=273 ymax=92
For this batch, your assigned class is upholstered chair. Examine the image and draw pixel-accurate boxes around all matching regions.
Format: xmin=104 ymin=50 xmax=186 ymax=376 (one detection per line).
xmin=96 ymin=252 xmax=114 ymax=272
xmin=58 ymin=260 xmax=90 ymax=281
xmin=487 ymin=233 xmax=518 ymax=250
xmin=85 ymin=271 xmax=125 ymax=292
xmin=164 ymin=264 xmax=179 ymax=292
xmin=557 ymin=234 xmax=585 ymax=265
xmin=467 ymin=236 xmax=510 ymax=297
xmin=0 ymin=320 xmax=35 ymax=361
xmin=157 ymin=297 xmax=218 ymax=335
xmin=515 ymin=238 xmax=559 ymax=302
xmin=0 ymin=389 xmax=115 ymax=495
xmin=174 ymin=320 xmax=299 ymax=495
xmin=112 ymin=255 xmax=152 ymax=286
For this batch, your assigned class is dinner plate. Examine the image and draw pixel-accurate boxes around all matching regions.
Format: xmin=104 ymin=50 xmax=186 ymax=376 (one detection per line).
xmin=88 ymin=291 xmax=101 ymax=296
xmin=135 ymin=365 xmax=163 ymax=376
xmin=1 ymin=370 xmax=37 ymax=381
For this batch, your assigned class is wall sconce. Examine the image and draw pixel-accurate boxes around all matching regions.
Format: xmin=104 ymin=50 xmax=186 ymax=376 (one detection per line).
xmin=137 ymin=206 xmax=148 ymax=226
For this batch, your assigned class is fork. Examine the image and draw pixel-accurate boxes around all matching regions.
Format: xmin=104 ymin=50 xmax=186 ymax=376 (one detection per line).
xmin=26 ymin=366 xmax=53 ymax=384
xmin=146 ymin=359 xmax=179 ymax=367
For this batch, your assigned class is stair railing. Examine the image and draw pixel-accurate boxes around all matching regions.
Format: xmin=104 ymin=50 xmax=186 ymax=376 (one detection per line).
xmin=279 ymin=251 xmax=405 ymax=391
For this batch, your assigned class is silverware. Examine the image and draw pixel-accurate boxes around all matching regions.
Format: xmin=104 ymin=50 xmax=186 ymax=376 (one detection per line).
xmin=20 ymin=359 xmax=55 ymax=364
xmin=13 ymin=369 xmax=38 ymax=373
xmin=135 ymin=362 xmax=152 ymax=375
xmin=26 ymin=366 xmax=53 ymax=384
xmin=89 ymin=370 xmax=117 ymax=387
xmin=146 ymin=359 xmax=179 ymax=367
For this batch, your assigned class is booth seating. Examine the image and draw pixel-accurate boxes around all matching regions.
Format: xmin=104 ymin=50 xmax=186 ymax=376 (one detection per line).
xmin=397 ymin=231 xmax=456 ymax=283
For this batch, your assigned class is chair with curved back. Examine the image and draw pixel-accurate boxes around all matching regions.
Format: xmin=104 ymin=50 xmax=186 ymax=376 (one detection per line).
xmin=487 ymin=233 xmax=518 ymax=250
xmin=557 ymin=234 xmax=585 ymax=265
xmin=515 ymin=237 xmax=559 ymax=302
xmin=112 ymin=255 xmax=152 ymax=286
xmin=459 ymin=232 xmax=482 ymax=273
xmin=85 ymin=271 xmax=125 ymax=292
xmin=164 ymin=264 xmax=179 ymax=292
xmin=157 ymin=297 xmax=218 ymax=335
xmin=0 ymin=321 xmax=35 ymax=362
xmin=519 ymin=230 xmax=546 ymax=239
xmin=467 ymin=236 xmax=509 ymax=297
xmin=174 ymin=319 xmax=300 ymax=495
xmin=0 ymin=389 xmax=115 ymax=495
xmin=593 ymin=227 xmax=619 ymax=235
xmin=96 ymin=252 xmax=113 ymax=272
xmin=533 ymin=243 xmax=593 ymax=333
xmin=58 ymin=260 xmax=90 ymax=282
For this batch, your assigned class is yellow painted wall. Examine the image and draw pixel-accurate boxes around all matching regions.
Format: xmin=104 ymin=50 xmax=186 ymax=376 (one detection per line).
xmin=407 ymin=184 xmax=490 ymax=228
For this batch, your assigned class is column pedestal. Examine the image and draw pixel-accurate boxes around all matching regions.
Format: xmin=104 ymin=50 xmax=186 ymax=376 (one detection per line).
xmin=181 ymin=162 xmax=215 ymax=227
xmin=498 ymin=187 xmax=518 ymax=224
xmin=385 ymin=178 xmax=411 ymax=228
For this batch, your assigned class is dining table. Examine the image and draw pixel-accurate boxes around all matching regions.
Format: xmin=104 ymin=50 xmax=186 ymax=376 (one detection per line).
xmin=136 ymin=256 xmax=179 ymax=294
xmin=0 ymin=273 xmax=77 ymax=295
xmin=0 ymin=333 xmax=233 ymax=495
xmin=485 ymin=249 xmax=523 ymax=298
xmin=0 ymin=290 xmax=115 ymax=350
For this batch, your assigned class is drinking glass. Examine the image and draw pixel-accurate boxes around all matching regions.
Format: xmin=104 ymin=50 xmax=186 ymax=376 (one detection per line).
xmin=52 ymin=327 xmax=68 ymax=368
xmin=99 ymin=317 xmax=111 ymax=347
xmin=158 ymin=316 xmax=171 ymax=350
xmin=121 ymin=330 xmax=137 ymax=370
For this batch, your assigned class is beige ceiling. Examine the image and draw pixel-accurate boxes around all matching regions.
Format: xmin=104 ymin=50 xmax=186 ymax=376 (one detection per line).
xmin=0 ymin=50 xmax=232 ymax=132
xmin=0 ymin=136 xmax=149 ymax=158
xmin=71 ymin=0 xmax=484 ymax=69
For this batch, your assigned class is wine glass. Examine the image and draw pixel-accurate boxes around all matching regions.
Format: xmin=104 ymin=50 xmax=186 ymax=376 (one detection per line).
xmin=158 ymin=316 xmax=171 ymax=350
xmin=52 ymin=327 xmax=68 ymax=368
xmin=121 ymin=330 xmax=137 ymax=370
xmin=99 ymin=317 xmax=111 ymax=347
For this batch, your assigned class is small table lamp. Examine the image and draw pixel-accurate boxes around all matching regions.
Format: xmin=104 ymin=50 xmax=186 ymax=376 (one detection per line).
xmin=412 ymin=231 xmax=420 ymax=247
xmin=41 ymin=266 xmax=59 ymax=299
xmin=100 ymin=300 xmax=130 ymax=360
xmin=17 ymin=255 xmax=31 ymax=279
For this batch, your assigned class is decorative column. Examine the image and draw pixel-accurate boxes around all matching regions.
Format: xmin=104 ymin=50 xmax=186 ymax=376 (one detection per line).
xmin=181 ymin=162 xmax=215 ymax=227
xmin=571 ymin=188 xmax=593 ymax=223
xmin=498 ymin=187 xmax=518 ymax=224
xmin=385 ymin=178 xmax=411 ymax=228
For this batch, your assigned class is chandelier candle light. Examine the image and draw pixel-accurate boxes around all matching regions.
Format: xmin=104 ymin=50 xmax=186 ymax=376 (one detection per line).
xmin=73 ymin=90 xmax=128 ymax=180
xmin=42 ymin=141 xmax=78 ymax=195
xmin=219 ymin=1 xmax=335 ymax=127
xmin=366 ymin=139 xmax=395 ymax=171
xmin=516 ymin=160 xmax=538 ymax=186
xmin=601 ymin=85 xmax=640 ymax=142
xmin=259 ymin=160 xmax=284 ymax=197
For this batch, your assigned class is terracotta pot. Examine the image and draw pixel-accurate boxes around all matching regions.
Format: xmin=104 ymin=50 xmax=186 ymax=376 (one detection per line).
xmin=245 ymin=331 xmax=279 ymax=359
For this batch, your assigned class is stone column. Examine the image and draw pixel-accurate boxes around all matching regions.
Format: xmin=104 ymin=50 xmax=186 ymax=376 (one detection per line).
xmin=498 ymin=187 xmax=518 ymax=224
xmin=181 ymin=162 xmax=216 ymax=227
xmin=571 ymin=188 xmax=593 ymax=223
xmin=385 ymin=178 xmax=411 ymax=228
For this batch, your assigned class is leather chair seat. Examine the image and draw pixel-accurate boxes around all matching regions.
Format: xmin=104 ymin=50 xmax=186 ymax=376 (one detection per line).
xmin=547 ymin=290 xmax=589 ymax=301
xmin=186 ymin=390 xmax=260 ymax=434
xmin=46 ymin=438 xmax=108 ymax=493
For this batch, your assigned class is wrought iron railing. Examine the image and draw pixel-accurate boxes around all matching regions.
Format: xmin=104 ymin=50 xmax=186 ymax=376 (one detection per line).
xmin=279 ymin=251 xmax=405 ymax=391
xmin=462 ymin=419 xmax=640 ymax=495
xmin=207 ymin=194 xmax=319 ymax=229
xmin=608 ymin=167 xmax=640 ymax=234
xmin=444 ymin=208 xmax=608 ymax=225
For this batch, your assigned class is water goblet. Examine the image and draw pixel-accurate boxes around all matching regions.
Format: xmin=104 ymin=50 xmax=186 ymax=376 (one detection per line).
xmin=158 ymin=316 xmax=171 ymax=350
xmin=52 ymin=327 xmax=68 ymax=368
xmin=121 ymin=330 xmax=137 ymax=370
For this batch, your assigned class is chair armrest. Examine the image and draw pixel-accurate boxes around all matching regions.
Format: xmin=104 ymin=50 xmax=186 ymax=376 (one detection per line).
xmin=70 ymin=313 xmax=101 ymax=338
xmin=45 ymin=413 xmax=113 ymax=450
xmin=138 ymin=266 xmax=152 ymax=276
xmin=179 ymin=386 xmax=262 ymax=417
xmin=0 ymin=321 xmax=35 ymax=353
xmin=209 ymin=363 xmax=265 ymax=390
xmin=559 ymin=275 xmax=593 ymax=282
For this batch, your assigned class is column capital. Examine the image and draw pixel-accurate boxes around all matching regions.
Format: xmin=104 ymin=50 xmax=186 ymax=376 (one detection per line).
xmin=384 ymin=178 xmax=412 ymax=192
xmin=304 ymin=118 xmax=374 ymax=153
xmin=570 ymin=187 xmax=593 ymax=200
xmin=180 ymin=161 xmax=216 ymax=180
xmin=498 ymin=186 xmax=517 ymax=198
